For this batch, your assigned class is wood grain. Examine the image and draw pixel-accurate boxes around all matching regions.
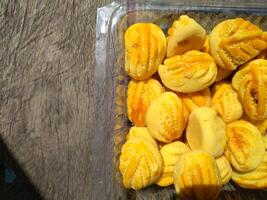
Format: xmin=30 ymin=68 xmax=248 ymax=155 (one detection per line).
xmin=0 ymin=0 xmax=110 ymax=199
xmin=2 ymin=0 xmax=267 ymax=200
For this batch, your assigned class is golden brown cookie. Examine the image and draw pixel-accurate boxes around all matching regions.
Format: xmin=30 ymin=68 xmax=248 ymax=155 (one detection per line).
xmin=173 ymin=150 xmax=222 ymax=200
xmin=158 ymin=50 xmax=217 ymax=93
xmin=179 ymin=88 xmax=211 ymax=113
xmin=232 ymin=59 xmax=267 ymax=120
xmin=125 ymin=23 xmax=166 ymax=80
xmin=146 ymin=92 xmax=188 ymax=143
xmin=225 ymin=120 xmax=265 ymax=172
xmin=211 ymin=82 xmax=243 ymax=123
xmin=186 ymin=107 xmax=227 ymax=158
xmin=119 ymin=137 xmax=163 ymax=190
xmin=126 ymin=127 xmax=158 ymax=147
xmin=167 ymin=15 xmax=206 ymax=57
xmin=156 ymin=141 xmax=190 ymax=187
xmin=215 ymin=155 xmax=232 ymax=185
xmin=232 ymin=151 xmax=267 ymax=189
xmin=210 ymin=18 xmax=267 ymax=70
xmin=127 ymin=78 xmax=165 ymax=126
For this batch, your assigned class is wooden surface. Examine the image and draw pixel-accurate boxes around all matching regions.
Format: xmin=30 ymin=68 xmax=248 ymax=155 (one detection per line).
xmin=0 ymin=0 xmax=110 ymax=199
xmin=1 ymin=1 xmax=267 ymax=200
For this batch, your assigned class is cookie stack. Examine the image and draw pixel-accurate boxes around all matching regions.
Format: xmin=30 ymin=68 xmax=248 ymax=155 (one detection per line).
xmin=119 ymin=15 xmax=267 ymax=200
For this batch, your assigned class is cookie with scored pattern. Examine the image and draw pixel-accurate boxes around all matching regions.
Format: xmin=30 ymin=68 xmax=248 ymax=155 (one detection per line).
xmin=210 ymin=18 xmax=267 ymax=70
xmin=225 ymin=120 xmax=265 ymax=172
xmin=232 ymin=59 xmax=267 ymax=120
xmin=211 ymin=81 xmax=243 ymax=123
xmin=156 ymin=141 xmax=190 ymax=187
xmin=146 ymin=92 xmax=188 ymax=143
xmin=232 ymin=151 xmax=267 ymax=189
xmin=173 ymin=150 xmax=222 ymax=200
xmin=119 ymin=137 xmax=163 ymax=190
xmin=125 ymin=23 xmax=166 ymax=80
xmin=127 ymin=78 xmax=165 ymax=126
xmin=215 ymin=155 xmax=232 ymax=185
xmin=158 ymin=50 xmax=217 ymax=93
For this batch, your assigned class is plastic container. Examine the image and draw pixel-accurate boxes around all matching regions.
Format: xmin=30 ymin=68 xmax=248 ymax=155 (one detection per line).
xmin=91 ymin=1 xmax=267 ymax=199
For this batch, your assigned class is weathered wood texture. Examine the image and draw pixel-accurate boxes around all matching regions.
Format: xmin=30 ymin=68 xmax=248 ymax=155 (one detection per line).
xmin=0 ymin=0 xmax=109 ymax=199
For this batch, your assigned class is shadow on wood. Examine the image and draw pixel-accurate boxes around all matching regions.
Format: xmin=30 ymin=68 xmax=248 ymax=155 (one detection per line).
xmin=0 ymin=137 xmax=43 ymax=200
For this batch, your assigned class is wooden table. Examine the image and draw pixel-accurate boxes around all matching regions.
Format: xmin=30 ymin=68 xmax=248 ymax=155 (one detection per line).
xmin=2 ymin=1 xmax=267 ymax=200
xmin=0 ymin=0 xmax=109 ymax=199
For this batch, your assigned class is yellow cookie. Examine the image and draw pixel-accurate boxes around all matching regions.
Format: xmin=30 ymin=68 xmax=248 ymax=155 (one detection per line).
xmin=242 ymin=115 xmax=267 ymax=149
xmin=167 ymin=15 xmax=206 ymax=57
xmin=215 ymin=155 xmax=232 ymax=185
xmin=156 ymin=141 xmax=190 ymax=187
xmin=210 ymin=18 xmax=267 ymax=70
xmin=158 ymin=50 xmax=217 ymax=93
xmin=119 ymin=137 xmax=163 ymax=190
xmin=232 ymin=152 xmax=267 ymax=189
xmin=127 ymin=78 xmax=165 ymax=126
xmin=232 ymin=59 xmax=267 ymax=120
xmin=146 ymin=92 xmax=188 ymax=143
xmin=211 ymin=82 xmax=243 ymax=123
xmin=125 ymin=23 xmax=166 ymax=80
xmin=215 ymin=67 xmax=233 ymax=82
xmin=179 ymin=88 xmax=211 ymax=113
xmin=173 ymin=150 xmax=222 ymax=200
xmin=186 ymin=107 xmax=227 ymax=158
xmin=225 ymin=120 xmax=265 ymax=172
xmin=126 ymin=127 xmax=158 ymax=147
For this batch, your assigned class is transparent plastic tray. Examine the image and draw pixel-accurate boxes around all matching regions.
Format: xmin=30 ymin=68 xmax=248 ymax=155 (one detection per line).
xmin=91 ymin=1 xmax=267 ymax=199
